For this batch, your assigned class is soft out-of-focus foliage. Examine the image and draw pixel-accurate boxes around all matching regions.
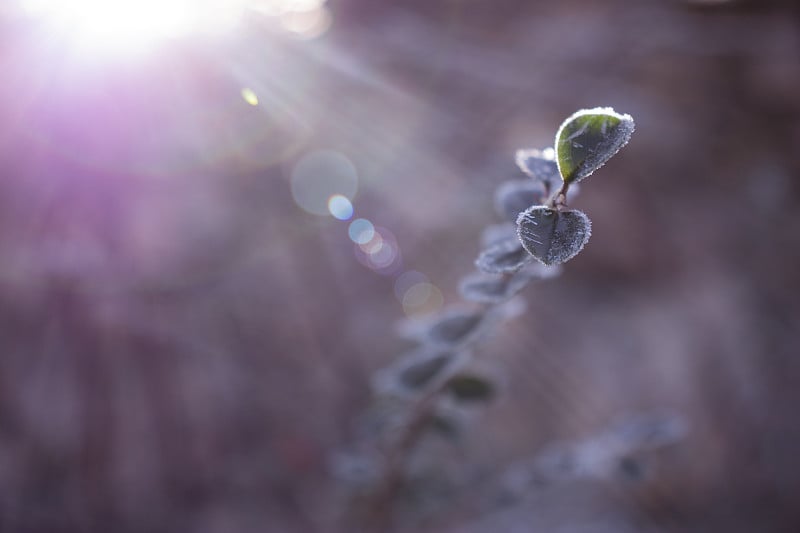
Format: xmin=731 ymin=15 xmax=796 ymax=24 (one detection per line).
xmin=493 ymin=179 xmax=548 ymax=222
xmin=515 ymin=148 xmax=560 ymax=187
xmin=1 ymin=0 xmax=800 ymax=532
xmin=341 ymin=107 xmax=630 ymax=530
xmin=475 ymin=239 xmax=533 ymax=274
xmin=459 ymin=264 xmax=559 ymax=304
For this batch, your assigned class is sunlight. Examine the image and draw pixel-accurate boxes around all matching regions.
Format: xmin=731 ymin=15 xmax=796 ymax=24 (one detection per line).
xmin=16 ymin=0 xmax=333 ymax=57
xmin=20 ymin=0 xmax=247 ymax=54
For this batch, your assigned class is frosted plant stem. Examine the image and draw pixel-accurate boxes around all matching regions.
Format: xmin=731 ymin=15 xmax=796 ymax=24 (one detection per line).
xmin=549 ymin=182 xmax=570 ymax=211
xmin=351 ymin=107 xmax=635 ymax=530
xmin=361 ymin=385 xmax=442 ymax=531
xmin=360 ymin=306 xmax=497 ymax=531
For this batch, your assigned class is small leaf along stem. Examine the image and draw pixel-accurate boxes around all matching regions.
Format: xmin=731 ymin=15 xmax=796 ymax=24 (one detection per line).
xmin=360 ymin=391 xmax=439 ymax=531
xmin=360 ymin=354 xmax=469 ymax=531
xmin=348 ymin=108 xmax=635 ymax=530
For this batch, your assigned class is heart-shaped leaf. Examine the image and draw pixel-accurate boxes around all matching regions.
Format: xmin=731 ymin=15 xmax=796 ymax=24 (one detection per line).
xmin=515 ymin=148 xmax=560 ymax=186
xmin=475 ymin=239 xmax=533 ymax=274
xmin=494 ymin=179 xmax=548 ymax=222
xmin=516 ymin=206 xmax=592 ymax=266
xmin=555 ymin=107 xmax=634 ymax=184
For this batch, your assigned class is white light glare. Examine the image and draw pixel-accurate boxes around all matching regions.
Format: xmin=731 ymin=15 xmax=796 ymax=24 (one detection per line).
xmin=21 ymin=0 xmax=247 ymax=53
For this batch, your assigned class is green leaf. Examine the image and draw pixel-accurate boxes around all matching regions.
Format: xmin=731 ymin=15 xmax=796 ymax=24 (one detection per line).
xmin=516 ymin=206 xmax=591 ymax=266
xmin=446 ymin=374 xmax=496 ymax=402
xmin=555 ymin=107 xmax=634 ymax=184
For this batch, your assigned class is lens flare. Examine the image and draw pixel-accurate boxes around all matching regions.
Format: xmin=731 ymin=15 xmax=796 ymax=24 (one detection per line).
xmin=327 ymin=195 xmax=353 ymax=220
xmin=291 ymin=150 xmax=358 ymax=216
xmin=348 ymin=219 xmax=374 ymax=245
xmin=241 ymin=88 xmax=260 ymax=106
xmin=394 ymin=271 xmax=428 ymax=301
xmin=402 ymin=282 xmax=443 ymax=316
xmin=354 ymin=227 xmax=401 ymax=274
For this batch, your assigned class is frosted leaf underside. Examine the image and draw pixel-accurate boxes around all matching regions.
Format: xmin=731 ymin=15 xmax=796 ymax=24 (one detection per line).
xmin=494 ymin=179 xmax=548 ymax=222
xmin=459 ymin=262 xmax=558 ymax=304
xmin=515 ymin=149 xmax=560 ymax=186
xmin=426 ymin=311 xmax=484 ymax=345
xmin=475 ymin=239 xmax=533 ymax=274
xmin=458 ymin=274 xmax=509 ymax=304
xmin=555 ymin=107 xmax=634 ymax=184
xmin=459 ymin=271 xmax=529 ymax=304
xmin=516 ymin=206 xmax=592 ymax=266
xmin=399 ymin=352 xmax=452 ymax=389
xmin=372 ymin=347 xmax=458 ymax=395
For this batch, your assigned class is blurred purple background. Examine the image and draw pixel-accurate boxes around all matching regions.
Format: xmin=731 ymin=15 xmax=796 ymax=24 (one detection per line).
xmin=1 ymin=0 xmax=799 ymax=531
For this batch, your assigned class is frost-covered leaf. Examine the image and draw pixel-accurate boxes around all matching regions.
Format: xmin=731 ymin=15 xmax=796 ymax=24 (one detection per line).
xmin=515 ymin=148 xmax=560 ymax=186
xmin=480 ymin=223 xmax=518 ymax=248
xmin=400 ymin=352 xmax=451 ymax=388
xmin=458 ymin=264 xmax=554 ymax=304
xmin=516 ymin=206 xmax=592 ymax=266
xmin=354 ymin=399 xmax=410 ymax=441
xmin=396 ymin=308 xmax=485 ymax=347
xmin=555 ymin=107 xmax=634 ymax=184
xmin=458 ymin=273 xmax=509 ymax=304
xmin=494 ymin=179 xmax=548 ymax=222
xmin=446 ymin=374 xmax=496 ymax=403
xmin=475 ymin=239 xmax=533 ymax=274
xmin=458 ymin=272 xmax=529 ymax=304
xmin=372 ymin=348 xmax=462 ymax=395
xmin=425 ymin=309 xmax=485 ymax=346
